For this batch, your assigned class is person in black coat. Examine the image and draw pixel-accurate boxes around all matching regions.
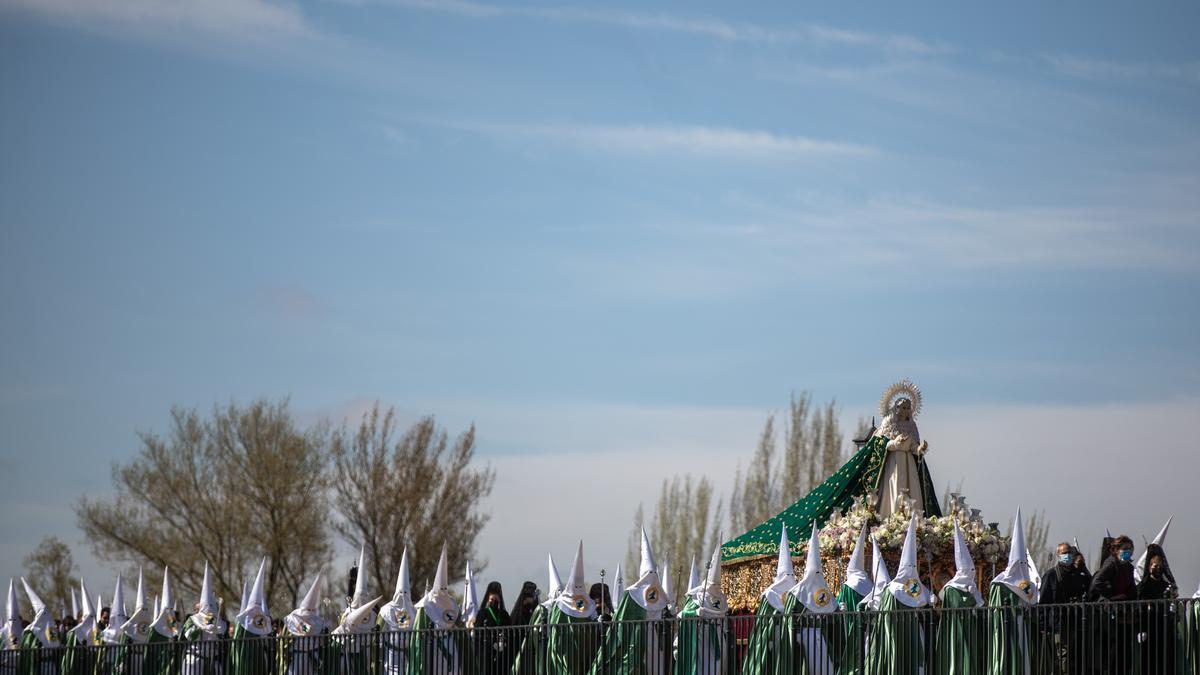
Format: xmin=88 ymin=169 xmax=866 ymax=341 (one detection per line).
xmin=473 ymin=582 xmax=513 ymax=675
xmin=1137 ymin=544 xmax=1178 ymax=675
xmin=1088 ymin=535 xmax=1137 ymax=674
xmin=1039 ymin=542 xmax=1091 ymax=675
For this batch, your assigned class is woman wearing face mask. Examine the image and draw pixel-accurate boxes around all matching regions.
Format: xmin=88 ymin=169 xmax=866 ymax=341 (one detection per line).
xmin=1088 ymin=535 xmax=1137 ymax=673
xmin=1136 ymin=544 xmax=1177 ymax=674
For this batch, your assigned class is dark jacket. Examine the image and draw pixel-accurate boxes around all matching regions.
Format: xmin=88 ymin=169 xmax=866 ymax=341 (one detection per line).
xmin=1089 ymin=556 xmax=1135 ymax=601
xmin=1039 ymin=562 xmax=1091 ymax=604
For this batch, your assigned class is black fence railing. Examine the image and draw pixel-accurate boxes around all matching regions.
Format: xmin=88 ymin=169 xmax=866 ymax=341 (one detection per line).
xmin=2 ymin=598 xmax=1197 ymax=674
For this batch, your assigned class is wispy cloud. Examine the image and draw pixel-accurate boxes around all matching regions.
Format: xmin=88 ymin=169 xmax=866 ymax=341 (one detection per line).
xmin=434 ymin=121 xmax=878 ymax=159
xmin=361 ymin=0 xmax=942 ymax=55
xmin=0 ymin=0 xmax=316 ymax=42
xmin=1045 ymin=54 xmax=1200 ymax=85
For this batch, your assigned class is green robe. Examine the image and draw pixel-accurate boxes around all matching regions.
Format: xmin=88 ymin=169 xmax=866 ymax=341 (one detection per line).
xmin=723 ymin=436 xmax=940 ymax=564
xmin=833 ymin=586 xmax=865 ymax=675
xmin=546 ymin=606 xmax=599 ymax=675
xmin=178 ymin=616 xmax=223 ymax=675
xmin=61 ymin=630 xmax=96 ymax=675
xmin=933 ymin=588 xmax=983 ymax=675
xmin=674 ymin=598 xmax=723 ymax=675
xmin=406 ymin=608 xmax=458 ymax=675
xmin=145 ymin=630 xmax=179 ymax=675
xmin=512 ymin=606 xmax=548 ymax=675
xmin=864 ymin=591 xmax=925 ymax=675
xmin=1178 ymin=598 xmax=1199 ymax=675
xmin=228 ymin=624 xmax=272 ymax=675
xmin=738 ymin=596 xmax=794 ymax=675
xmin=18 ymin=631 xmax=56 ymax=675
xmin=587 ymin=594 xmax=663 ymax=675
xmin=985 ymin=585 xmax=1032 ymax=675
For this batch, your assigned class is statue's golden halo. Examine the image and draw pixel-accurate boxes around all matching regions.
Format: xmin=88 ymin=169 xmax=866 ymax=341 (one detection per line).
xmin=880 ymin=379 xmax=923 ymax=418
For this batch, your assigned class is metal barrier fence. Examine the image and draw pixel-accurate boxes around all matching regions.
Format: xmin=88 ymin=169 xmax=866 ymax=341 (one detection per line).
xmin=2 ymin=598 xmax=1197 ymax=674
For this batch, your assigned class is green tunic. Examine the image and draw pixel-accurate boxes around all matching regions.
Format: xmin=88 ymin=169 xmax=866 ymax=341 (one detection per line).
xmin=738 ymin=596 xmax=794 ymax=675
xmin=406 ymin=608 xmax=457 ymax=675
xmin=178 ymin=616 xmax=224 ymax=675
xmin=61 ymin=630 xmax=96 ymax=675
xmin=933 ymin=588 xmax=983 ymax=675
xmin=985 ymin=585 xmax=1032 ymax=675
xmin=833 ymin=586 xmax=865 ymax=675
xmin=545 ymin=605 xmax=599 ymax=675
xmin=145 ymin=630 xmax=179 ymax=675
xmin=18 ymin=630 xmax=54 ymax=675
xmin=228 ymin=624 xmax=272 ymax=675
xmin=587 ymin=594 xmax=662 ymax=675
xmin=863 ymin=591 xmax=925 ymax=675
xmin=512 ymin=606 xmax=548 ymax=675
xmin=673 ymin=598 xmax=723 ymax=675
xmin=1177 ymin=599 xmax=1199 ymax=675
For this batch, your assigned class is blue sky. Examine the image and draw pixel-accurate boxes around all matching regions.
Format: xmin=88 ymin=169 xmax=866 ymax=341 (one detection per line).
xmin=2 ymin=0 xmax=1198 ymax=600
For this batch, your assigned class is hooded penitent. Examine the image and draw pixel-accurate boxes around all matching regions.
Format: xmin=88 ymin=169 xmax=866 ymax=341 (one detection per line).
xmin=460 ymin=562 xmax=478 ymax=627
xmin=236 ymin=558 xmax=272 ymax=636
xmin=861 ymin=535 xmax=891 ymax=611
xmin=676 ymin=542 xmax=727 ymax=675
xmin=61 ymin=579 xmax=98 ymax=675
xmin=987 ymin=508 xmax=1038 ymax=675
xmin=792 ymin=524 xmax=835 ymax=614
xmin=416 ymin=543 xmax=458 ymax=629
xmin=121 ymin=568 xmax=154 ymax=643
xmin=71 ymin=588 xmax=79 ymax=623
xmin=609 ymin=562 xmax=623 ymax=615
xmin=101 ymin=575 xmax=128 ymax=645
xmin=685 ymin=556 xmax=700 ymax=604
xmin=741 ymin=525 xmax=799 ymax=675
xmin=992 ymin=508 xmax=1038 ymax=605
xmin=150 ymin=567 xmax=180 ymax=638
xmin=409 ymin=543 xmax=461 ymax=675
xmin=184 ymin=562 xmax=222 ymax=639
xmin=1 ymin=578 xmax=20 ymax=650
xmin=542 ymin=554 xmax=564 ymax=609
xmin=886 ymin=515 xmax=931 ymax=608
xmin=762 ymin=525 xmax=797 ymax=612
xmin=661 ymin=556 xmax=675 ymax=614
xmin=943 ymin=519 xmax=984 ymax=606
xmin=20 ymin=578 xmax=59 ymax=647
xmin=71 ymin=579 xmax=96 ymax=644
xmin=349 ymin=546 xmax=368 ymax=610
xmin=284 ymin=573 xmax=328 ymax=637
xmin=842 ymin=526 xmax=873 ymax=606
xmin=333 ymin=596 xmax=383 ymax=635
xmin=380 ymin=548 xmax=416 ymax=632
xmin=590 ymin=528 xmax=669 ymax=675
xmin=554 ymin=541 xmax=596 ymax=619
xmin=1133 ymin=516 xmax=1172 ymax=583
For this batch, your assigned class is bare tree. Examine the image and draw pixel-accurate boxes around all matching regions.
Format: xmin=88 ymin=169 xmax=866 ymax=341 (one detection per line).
xmin=330 ymin=404 xmax=495 ymax=599
xmin=1021 ymin=509 xmax=1054 ymax=573
xmin=76 ymin=399 xmax=332 ymax=615
xmin=23 ymin=537 xmax=77 ymax=616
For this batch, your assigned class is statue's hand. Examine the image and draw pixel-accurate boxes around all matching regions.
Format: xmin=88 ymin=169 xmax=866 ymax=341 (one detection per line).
xmin=917 ymin=440 xmax=929 ymax=455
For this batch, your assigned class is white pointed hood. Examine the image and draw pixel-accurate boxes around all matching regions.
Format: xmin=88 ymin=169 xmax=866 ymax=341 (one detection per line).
xmin=121 ymin=567 xmax=153 ymax=643
xmin=461 ymin=562 xmax=478 ymax=626
xmin=886 ymin=516 xmax=930 ymax=608
xmin=540 ymin=554 xmax=564 ymax=608
xmin=284 ymin=573 xmax=328 ymax=636
xmin=791 ymin=524 xmax=835 ymax=613
xmin=992 ymin=508 xmax=1038 ymax=605
xmin=333 ymin=595 xmax=382 ymax=635
xmin=661 ymin=556 xmax=675 ymax=613
xmin=761 ymin=525 xmax=797 ymax=612
xmin=609 ymin=563 xmax=623 ymax=614
xmin=861 ymin=536 xmax=891 ymax=610
xmin=71 ymin=579 xmax=96 ymax=644
xmin=556 ymin=541 xmax=596 ymax=619
xmin=380 ymin=548 xmax=416 ymax=632
xmin=689 ymin=541 xmax=727 ymax=618
xmin=236 ymin=558 xmax=273 ymax=635
xmin=189 ymin=562 xmax=222 ymax=636
xmin=842 ymin=526 xmax=873 ymax=601
xmin=942 ymin=520 xmax=983 ymax=605
xmin=2 ymin=579 xmax=21 ymax=649
xmin=102 ymin=575 xmax=127 ymax=644
xmin=71 ymin=588 xmax=79 ymax=622
xmin=625 ymin=527 xmax=667 ymax=614
xmin=416 ymin=543 xmax=458 ymax=628
xmin=1134 ymin=516 xmax=1172 ymax=583
xmin=21 ymin=578 xmax=59 ymax=647
xmin=350 ymin=546 xmax=368 ymax=609
xmin=151 ymin=567 xmax=180 ymax=637
xmin=685 ymin=557 xmax=701 ymax=603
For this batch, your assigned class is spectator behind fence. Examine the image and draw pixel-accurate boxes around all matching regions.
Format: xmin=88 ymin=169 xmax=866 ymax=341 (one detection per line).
xmin=589 ymin=583 xmax=614 ymax=621
xmin=475 ymin=581 xmax=512 ymax=675
xmin=1089 ymin=535 xmax=1136 ymax=674
xmin=1039 ymin=542 xmax=1090 ymax=675
xmin=1137 ymin=543 xmax=1178 ymax=675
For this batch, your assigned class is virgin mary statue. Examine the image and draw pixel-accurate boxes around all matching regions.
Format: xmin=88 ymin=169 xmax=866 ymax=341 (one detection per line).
xmin=873 ymin=381 xmax=932 ymax=517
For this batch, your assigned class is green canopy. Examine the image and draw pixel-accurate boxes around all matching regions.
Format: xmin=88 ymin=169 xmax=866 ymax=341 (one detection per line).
xmin=723 ymin=436 xmax=940 ymax=564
